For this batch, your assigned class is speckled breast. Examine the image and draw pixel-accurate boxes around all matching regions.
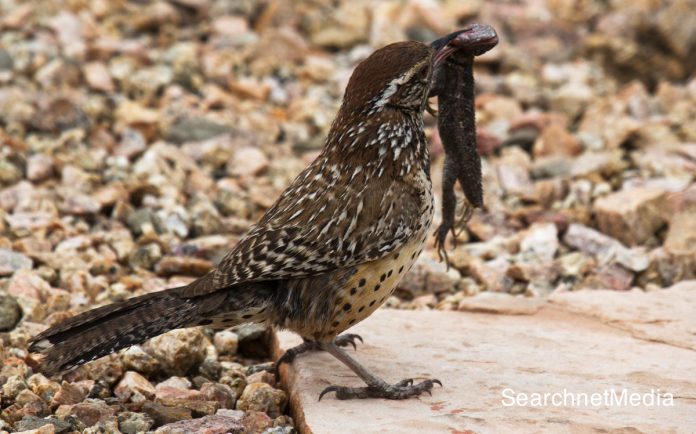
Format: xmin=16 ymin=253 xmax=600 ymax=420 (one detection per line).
xmin=321 ymin=175 xmax=434 ymax=339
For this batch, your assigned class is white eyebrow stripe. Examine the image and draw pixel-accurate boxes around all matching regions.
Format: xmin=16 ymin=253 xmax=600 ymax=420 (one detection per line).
xmin=374 ymin=60 xmax=428 ymax=108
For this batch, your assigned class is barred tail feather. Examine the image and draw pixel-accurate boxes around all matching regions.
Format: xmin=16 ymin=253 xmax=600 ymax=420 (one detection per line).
xmin=29 ymin=286 xmax=197 ymax=376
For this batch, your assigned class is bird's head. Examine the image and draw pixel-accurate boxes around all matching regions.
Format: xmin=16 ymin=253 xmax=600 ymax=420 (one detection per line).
xmin=325 ymin=25 xmax=498 ymax=165
xmin=341 ymin=41 xmax=435 ymax=116
xmin=339 ymin=24 xmax=499 ymax=117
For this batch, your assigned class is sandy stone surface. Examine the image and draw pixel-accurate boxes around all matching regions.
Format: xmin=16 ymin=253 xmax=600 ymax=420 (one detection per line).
xmin=274 ymin=285 xmax=696 ymax=434
xmin=549 ymin=281 xmax=696 ymax=351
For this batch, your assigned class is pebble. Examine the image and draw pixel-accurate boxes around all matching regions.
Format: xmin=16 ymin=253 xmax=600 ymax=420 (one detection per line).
xmin=145 ymin=328 xmax=209 ymax=376
xmin=0 ymin=248 xmax=33 ymax=276
xmin=213 ymin=330 xmax=239 ymax=356
xmin=155 ymin=255 xmax=213 ymax=276
xmin=50 ymin=382 xmax=88 ymax=408
xmin=154 ymin=414 xmax=244 ymax=434
xmin=533 ymin=123 xmax=582 ymax=157
xmin=519 ymin=222 xmax=559 ymax=261
xmin=467 ymin=257 xmax=514 ymax=293
xmin=26 ymin=154 xmax=55 ymax=182
xmin=164 ymin=118 xmax=232 ymax=144
xmin=117 ymin=412 xmax=154 ymax=434
xmin=142 ymin=401 xmax=192 ymax=426
xmin=31 ymin=98 xmax=89 ymax=133
xmin=0 ymin=2 xmax=693 ymax=433
xmin=128 ymin=243 xmax=162 ymax=270
xmin=83 ymin=62 xmax=114 ymax=92
xmin=15 ymin=416 xmax=72 ymax=433
xmin=581 ymin=264 xmax=634 ymax=291
xmin=121 ymin=345 xmax=162 ymax=376
xmin=593 ymin=186 xmax=668 ymax=246
xmin=0 ymin=292 xmax=22 ymax=331
xmin=200 ymin=382 xmax=238 ymax=410
xmin=157 ymin=376 xmax=193 ymax=391
xmin=227 ymin=147 xmax=269 ymax=177
xmin=114 ymin=371 xmax=156 ymax=402
xmin=660 ymin=208 xmax=696 ymax=284
xmin=240 ymin=410 xmax=273 ymax=433
xmin=236 ymin=383 xmax=287 ymax=419
xmin=245 ymin=371 xmax=276 ymax=387
xmin=3 ymin=375 xmax=28 ymax=400
xmin=563 ymin=223 xmax=649 ymax=272
xmin=398 ymin=257 xmax=460 ymax=298
xmin=53 ymin=399 xmax=116 ymax=428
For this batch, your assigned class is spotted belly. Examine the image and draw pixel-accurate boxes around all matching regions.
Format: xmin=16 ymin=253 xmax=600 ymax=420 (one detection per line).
xmin=318 ymin=233 xmax=428 ymax=339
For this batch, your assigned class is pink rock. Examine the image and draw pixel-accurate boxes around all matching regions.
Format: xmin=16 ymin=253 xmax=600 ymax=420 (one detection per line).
xmin=519 ymin=222 xmax=559 ymax=261
xmin=155 ymin=386 xmax=202 ymax=402
xmin=6 ymin=270 xmax=51 ymax=300
xmin=154 ymin=414 xmax=243 ymax=434
xmin=92 ymin=183 xmax=129 ymax=209
xmin=54 ymin=399 xmax=116 ymax=428
xmin=235 ymin=383 xmax=286 ymax=419
xmin=533 ymin=123 xmax=582 ymax=157
xmin=145 ymin=328 xmax=208 ymax=376
xmin=594 ymin=187 xmax=667 ymax=246
xmin=26 ymin=154 xmax=55 ymax=182
xmin=496 ymin=148 xmax=533 ymax=196
xmin=155 ymin=255 xmax=213 ymax=277
xmin=468 ymin=257 xmax=514 ymax=292
xmin=562 ymin=223 xmax=649 ymax=272
xmin=661 ymin=208 xmax=696 ymax=282
xmin=227 ymin=147 xmax=269 ymax=177
xmin=570 ymin=150 xmax=625 ymax=180
xmin=14 ymin=425 xmax=56 ymax=434
xmin=84 ymin=62 xmax=114 ymax=92
xmin=0 ymin=248 xmax=32 ymax=277
xmin=114 ymin=371 xmax=156 ymax=402
xmin=156 ymin=377 xmax=192 ymax=391
xmin=200 ymin=382 xmax=237 ymax=410
xmin=239 ymin=410 xmax=272 ymax=433
xmin=212 ymin=16 xmax=249 ymax=37
xmin=581 ymin=264 xmax=634 ymax=291
xmin=50 ymin=381 xmax=88 ymax=408
xmin=245 ymin=370 xmax=275 ymax=387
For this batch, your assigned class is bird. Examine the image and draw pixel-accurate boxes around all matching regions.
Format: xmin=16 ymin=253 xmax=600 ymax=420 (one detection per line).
xmin=30 ymin=26 xmax=491 ymax=400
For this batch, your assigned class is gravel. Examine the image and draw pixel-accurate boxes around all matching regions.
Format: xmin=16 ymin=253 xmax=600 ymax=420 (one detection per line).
xmin=0 ymin=0 xmax=694 ymax=431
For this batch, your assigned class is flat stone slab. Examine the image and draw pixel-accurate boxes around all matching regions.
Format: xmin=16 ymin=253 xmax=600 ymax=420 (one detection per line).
xmin=549 ymin=280 xmax=696 ymax=351
xmin=273 ymin=282 xmax=696 ymax=434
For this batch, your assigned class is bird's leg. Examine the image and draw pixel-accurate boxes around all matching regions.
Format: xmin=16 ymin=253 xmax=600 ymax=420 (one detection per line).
xmin=273 ymin=334 xmax=363 ymax=378
xmin=273 ymin=339 xmax=319 ymax=377
xmin=318 ymin=342 xmax=441 ymax=400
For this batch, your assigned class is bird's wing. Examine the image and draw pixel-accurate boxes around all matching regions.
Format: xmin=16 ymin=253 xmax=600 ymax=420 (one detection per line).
xmin=181 ymin=159 xmax=425 ymax=297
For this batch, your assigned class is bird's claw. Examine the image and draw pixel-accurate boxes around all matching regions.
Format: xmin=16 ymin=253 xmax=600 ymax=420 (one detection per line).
xmin=334 ymin=333 xmax=363 ymax=351
xmin=319 ymin=378 xmax=442 ymax=400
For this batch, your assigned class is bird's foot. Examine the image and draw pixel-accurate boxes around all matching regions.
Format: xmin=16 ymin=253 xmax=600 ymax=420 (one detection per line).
xmin=273 ymin=333 xmax=364 ymax=378
xmin=319 ymin=378 xmax=442 ymax=400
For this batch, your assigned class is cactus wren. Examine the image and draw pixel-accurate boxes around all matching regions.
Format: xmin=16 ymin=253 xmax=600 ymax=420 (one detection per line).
xmin=30 ymin=27 xmax=493 ymax=400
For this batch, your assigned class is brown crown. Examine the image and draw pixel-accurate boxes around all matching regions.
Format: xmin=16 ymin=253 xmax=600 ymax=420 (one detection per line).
xmin=340 ymin=41 xmax=434 ymax=115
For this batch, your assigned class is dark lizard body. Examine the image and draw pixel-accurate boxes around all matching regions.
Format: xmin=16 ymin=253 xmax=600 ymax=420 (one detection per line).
xmin=429 ymin=24 xmax=499 ymax=265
